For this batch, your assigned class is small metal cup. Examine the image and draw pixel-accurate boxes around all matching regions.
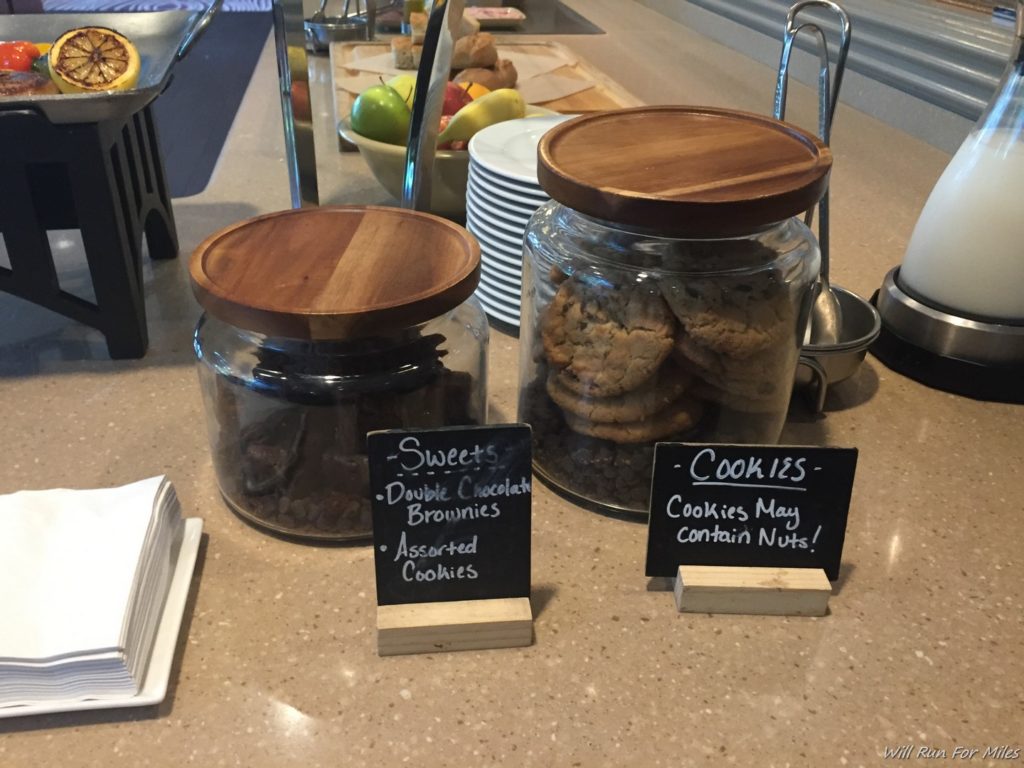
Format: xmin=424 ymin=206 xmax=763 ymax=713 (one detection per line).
xmin=795 ymin=285 xmax=881 ymax=412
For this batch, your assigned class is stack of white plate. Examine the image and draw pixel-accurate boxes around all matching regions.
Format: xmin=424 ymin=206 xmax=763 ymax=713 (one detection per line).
xmin=467 ymin=115 xmax=572 ymax=328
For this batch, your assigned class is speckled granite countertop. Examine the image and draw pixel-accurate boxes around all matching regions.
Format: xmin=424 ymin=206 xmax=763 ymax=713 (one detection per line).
xmin=0 ymin=2 xmax=1021 ymax=766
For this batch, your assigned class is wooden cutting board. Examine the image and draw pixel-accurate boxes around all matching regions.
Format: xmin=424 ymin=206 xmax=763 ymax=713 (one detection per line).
xmin=330 ymin=39 xmax=643 ymax=137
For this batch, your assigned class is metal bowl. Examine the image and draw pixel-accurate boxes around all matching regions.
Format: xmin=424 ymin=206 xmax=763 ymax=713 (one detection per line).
xmin=795 ymin=285 xmax=881 ymax=411
xmin=305 ymin=16 xmax=370 ymax=52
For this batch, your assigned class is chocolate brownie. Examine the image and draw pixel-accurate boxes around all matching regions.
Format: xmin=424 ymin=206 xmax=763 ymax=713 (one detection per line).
xmin=209 ymin=332 xmax=480 ymax=540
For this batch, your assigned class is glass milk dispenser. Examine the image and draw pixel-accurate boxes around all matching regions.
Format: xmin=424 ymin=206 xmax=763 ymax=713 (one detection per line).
xmin=873 ymin=1 xmax=1024 ymax=401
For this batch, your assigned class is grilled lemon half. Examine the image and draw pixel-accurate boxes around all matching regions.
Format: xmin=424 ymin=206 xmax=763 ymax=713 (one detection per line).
xmin=49 ymin=27 xmax=140 ymax=94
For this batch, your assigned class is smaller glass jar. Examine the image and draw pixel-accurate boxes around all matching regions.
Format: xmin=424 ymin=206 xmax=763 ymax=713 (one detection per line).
xmin=190 ymin=206 xmax=488 ymax=540
xmin=519 ymin=107 xmax=830 ymax=514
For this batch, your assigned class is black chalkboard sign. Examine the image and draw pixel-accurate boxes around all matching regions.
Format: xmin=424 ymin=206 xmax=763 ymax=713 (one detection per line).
xmin=645 ymin=444 xmax=857 ymax=581
xmin=368 ymin=425 xmax=532 ymax=606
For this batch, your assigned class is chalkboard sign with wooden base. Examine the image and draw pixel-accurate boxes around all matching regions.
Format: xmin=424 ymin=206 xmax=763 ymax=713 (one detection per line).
xmin=377 ymin=597 xmax=533 ymax=657
xmin=368 ymin=424 xmax=534 ymax=657
xmin=645 ymin=444 xmax=857 ymax=582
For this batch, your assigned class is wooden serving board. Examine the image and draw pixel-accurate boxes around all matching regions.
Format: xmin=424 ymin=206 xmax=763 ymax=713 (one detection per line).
xmin=330 ymin=39 xmax=643 ymax=136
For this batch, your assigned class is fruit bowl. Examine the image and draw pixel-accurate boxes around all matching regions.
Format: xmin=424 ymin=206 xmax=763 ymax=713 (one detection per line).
xmin=338 ymin=105 xmax=555 ymax=218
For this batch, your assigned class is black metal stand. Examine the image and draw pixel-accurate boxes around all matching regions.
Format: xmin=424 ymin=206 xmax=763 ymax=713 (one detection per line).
xmin=0 ymin=105 xmax=178 ymax=359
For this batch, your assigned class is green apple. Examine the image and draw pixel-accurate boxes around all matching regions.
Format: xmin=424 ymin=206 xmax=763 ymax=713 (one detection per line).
xmin=350 ymin=84 xmax=411 ymax=145
xmin=387 ymin=74 xmax=417 ymax=110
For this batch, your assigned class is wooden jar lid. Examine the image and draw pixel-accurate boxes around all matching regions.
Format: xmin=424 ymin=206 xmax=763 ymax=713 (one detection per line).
xmin=537 ymin=106 xmax=832 ymax=236
xmin=189 ymin=206 xmax=481 ymax=340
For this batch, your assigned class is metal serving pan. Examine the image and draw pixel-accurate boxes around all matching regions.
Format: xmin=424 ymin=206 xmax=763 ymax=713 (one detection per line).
xmin=0 ymin=0 xmax=221 ymax=124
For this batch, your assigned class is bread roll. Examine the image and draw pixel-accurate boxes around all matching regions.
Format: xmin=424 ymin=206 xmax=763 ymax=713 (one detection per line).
xmin=450 ymin=32 xmax=497 ymax=70
xmin=453 ymin=59 xmax=518 ymax=91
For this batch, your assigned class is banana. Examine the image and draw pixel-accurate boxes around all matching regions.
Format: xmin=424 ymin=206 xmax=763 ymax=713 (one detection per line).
xmin=437 ymin=88 xmax=525 ymax=145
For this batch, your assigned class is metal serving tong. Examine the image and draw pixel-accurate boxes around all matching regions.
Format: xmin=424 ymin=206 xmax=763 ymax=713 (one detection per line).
xmin=403 ymin=0 xmax=466 ymax=211
xmin=773 ymin=0 xmax=852 ymax=348
xmin=178 ymin=0 xmax=224 ymax=62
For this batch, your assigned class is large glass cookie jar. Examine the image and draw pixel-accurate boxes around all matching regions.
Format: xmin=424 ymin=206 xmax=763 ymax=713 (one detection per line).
xmin=190 ymin=206 xmax=488 ymax=540
xmin=519 ymin=107 xmax=829 ymax=514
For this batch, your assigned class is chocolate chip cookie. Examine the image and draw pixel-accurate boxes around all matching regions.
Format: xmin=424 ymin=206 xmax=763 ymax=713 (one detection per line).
xmin=673 ymin=334 xmax=796 ymax=403
xmin=546 ymin=363 xmax=692 ymax=423
xmin=523 ymin=377 xmax=671 ymax=511
xmin=541 ymin=275 xmax=676 ymax=397
xmin=688 ymin=375 xmax=792 ymax=414
xmin=661 ymin=280 xmax=794 ymax=359
xmin=562 ymin=395 xmax=704 ymax=444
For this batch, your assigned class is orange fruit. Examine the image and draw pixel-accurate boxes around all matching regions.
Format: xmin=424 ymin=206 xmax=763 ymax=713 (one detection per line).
xmin=461 ymin=82 xmax=490 ymax=101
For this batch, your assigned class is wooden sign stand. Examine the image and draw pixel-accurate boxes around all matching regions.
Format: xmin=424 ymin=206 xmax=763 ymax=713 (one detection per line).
xmin=378 ymin=597 xmax=533 ymax=656
xmin=368 ymin=425 xmax=535 ymax=657
xmin=673 ymin=565 xmax=832 ymax=617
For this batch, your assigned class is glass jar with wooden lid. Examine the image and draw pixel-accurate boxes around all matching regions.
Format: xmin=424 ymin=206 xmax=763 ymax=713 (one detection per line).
xmin=190 ymin=206 xmax=488 ymax=540
xmin=519 ymin=106 xmax=829 ymax=514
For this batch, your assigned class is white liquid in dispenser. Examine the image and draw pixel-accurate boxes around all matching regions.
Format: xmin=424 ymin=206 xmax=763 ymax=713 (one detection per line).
xmin=899 ymin=128 xmax=1024 ymax=321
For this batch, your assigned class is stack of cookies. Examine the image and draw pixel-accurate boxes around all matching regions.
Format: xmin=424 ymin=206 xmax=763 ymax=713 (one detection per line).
xmin=525 ymin=268 xmax=801 ymax=511
xmin=662 ymin=279 xmax=798 ymax=418
xmin=539 ymin=275 xmax=703 ymax=445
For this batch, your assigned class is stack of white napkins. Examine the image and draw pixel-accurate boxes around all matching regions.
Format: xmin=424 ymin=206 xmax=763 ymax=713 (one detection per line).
xmin=0 ymin=476 xmax=183 ymax=708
